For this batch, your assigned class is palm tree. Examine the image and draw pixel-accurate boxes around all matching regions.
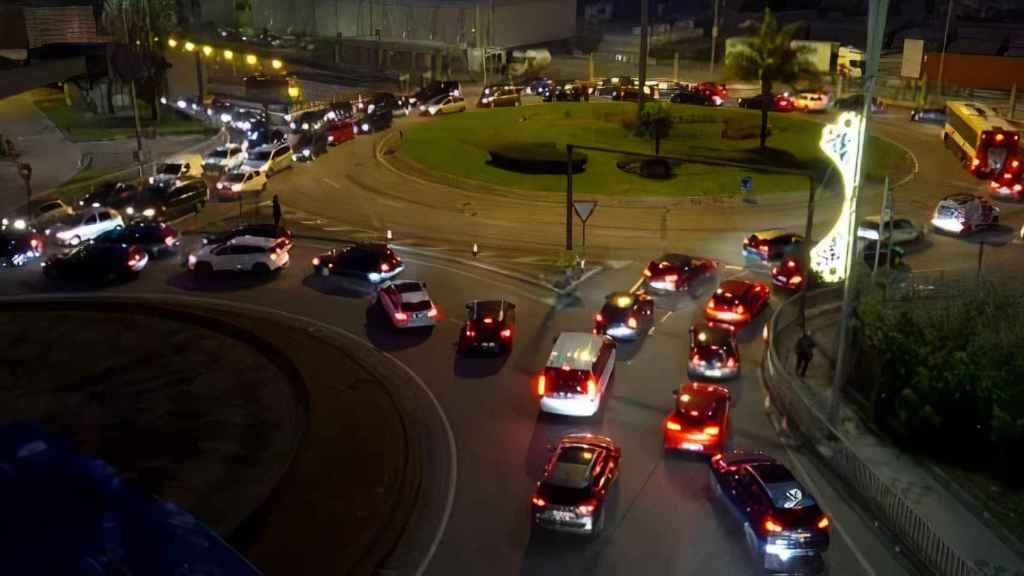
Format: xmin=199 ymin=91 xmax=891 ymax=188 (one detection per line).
xmin=724 ymin=8 xmax=818 ymax=150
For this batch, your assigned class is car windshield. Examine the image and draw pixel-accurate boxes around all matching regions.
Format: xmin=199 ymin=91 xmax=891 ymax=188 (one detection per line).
xmin=547 ymin=447 xmax=596 ymax=489
xmin=159 ymin=163 xmax=182 ymax=175
xmin=675 ymin=393 xmax=722 ymax=425
xmin=209 ymin=149 xmax=229 ymax=159
xmin=693 ymin=326 xmax=733 ymax=347
xmin=473 ymin=301 xmax=503 ymax=319
xmin=599 ymin=303 xmax=631 ymax=324
xmin=937 ymin=205 xmax=960 ymax=218
xmin=543 ymin=367 xmax=589 ymax=394
xmin=395 ymin=282 xmax=423 ymax=294
xmin=38 ymin=202 xmax=63 ymax=214
xmin=764 ymin=479 xmax=817 ymax=510
xmin=223 ymin=172 xmax=247 ymax=183
xmin=249 ymin=150 xmax=272 ymax=162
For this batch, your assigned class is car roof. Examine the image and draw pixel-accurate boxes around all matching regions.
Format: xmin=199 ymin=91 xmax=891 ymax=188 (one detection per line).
xmin=658 ymin=253 xmax=693 ymax=266
xmin=547 ymin=332 xmax=606 ymax=370
xmin=548 ymin=446 xmax=599 ymax=489
xmin=676 ymin=382 xmax=730 ymax=413
xmin=350 ymin=242 xmax=391 ymax=255
xmin=941 ymin=193 xmax=978 ymax=204
xmin=470 ymin=300 xmax=509 ymax=318
xmin=716 ymin=280 xmax=754 ymax=298
xmin=388 ymin=280 xmax=427 ymax=296
xmin=605 ymin=291 xmax=636 ymax=308
xmin=750 ymin=228 xmax=789 ymax=239
xmin=691 ymin=321 xmax=735 ymax=342
xmin=225 ymin=235 xmax=275 ymax=247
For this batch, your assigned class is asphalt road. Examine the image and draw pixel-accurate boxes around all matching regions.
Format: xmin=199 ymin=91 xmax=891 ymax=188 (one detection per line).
xmin=0 ymin=236 xmax=912 ymax=576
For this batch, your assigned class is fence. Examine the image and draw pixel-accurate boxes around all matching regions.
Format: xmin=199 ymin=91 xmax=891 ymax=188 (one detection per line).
xmin=763 ymin=286 xmax=980 ymax=576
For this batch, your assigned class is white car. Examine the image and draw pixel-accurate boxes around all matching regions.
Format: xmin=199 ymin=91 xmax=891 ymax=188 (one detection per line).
xmin=793 ymin=92 xmax=830 ymax=112
xmin=187 ymin=236 xmax=290 ymax=275
xmin=538 ymin=332 xmax=616 ymax=417
xmin=857 ymin=216 xmax=921 ymax=244
xmin=215 ymin=170 xmax=267 ymax=201
xmin=423 ymin=95 xmax=467 ymax=116
xmin=377 ymin=280 xmax=438 ymax=329
xmin=203 ymin=144 xmax=246 ymax=172
xmin=930 ymin=193 xmax=999 ymax=235
xmin=45 ymin=207 xmax=124 ymax=246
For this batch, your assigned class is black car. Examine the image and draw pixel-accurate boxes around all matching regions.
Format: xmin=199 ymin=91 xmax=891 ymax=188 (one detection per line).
xmin=643 ymin=253 xmax=717 ymax=292
xmin=130 ymin=176 xmax=207 ymax=221
xmin=688 ymin=321 xmax=740 ymax=380
xmin=362 ymin=92 xmax=403 ymax=116
xmin=861 ymin=242 xmax=905 ymax=271
xmin=92 ymin=221 xmax=180 ymax=257
xmin=78 ymin=181 xmax=139 ymax=210
xmin=910 ymin=107 xmax=945 ymax=124
xmin=202 ymin=224 xmax=293 ymax=249
xmin=593 ymin=291 xmax=654 ymax=341
xmin=531 ymin=434 xmax=621 ymax=536
xmin=311 ymin=242 xmax=402 ymax=282
xmin=738 ymin=93 xmax=794 ymax=112
xmin=0 ymin=229 xmax=44 ymax=267
xmin=743 ymin=229 xmax=805 ymax=263
xmin=353 ymin=108 xmax=393 ymax=134
xmin=458 ymin=299 xmax=517 ymax=354
xmin=402 ymin=81 xmax=460 ymax=109
xmin=327 ymin=100 xmax=355 ymax=120
xmin=711 ymin=451 xmax=830 ymax=573
xmin=289 ymin=109 xmax=328 ymax=133
xmin=292 ymin=130 xmax=329 ymax=162
xmin=42 ymin=242 xmax=148 ymax=285
xmin=670 ymin=90 xmax=717 ymax=106
xmin=246 ymin=123 xmax=287 ymax=148
xmin=543 ymin=83 xmax=587 ymax=102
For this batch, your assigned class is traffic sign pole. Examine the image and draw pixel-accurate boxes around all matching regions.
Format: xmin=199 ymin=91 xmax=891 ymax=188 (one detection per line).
xmin=566 ymin=145 xmax=574 ymax=251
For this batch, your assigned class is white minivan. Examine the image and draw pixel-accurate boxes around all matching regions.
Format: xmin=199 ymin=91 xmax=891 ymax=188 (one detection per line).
xmin=537 ymin=332 xmax=616 ymax=417
xmin=242 ymin=142 xmax=292 ymax=176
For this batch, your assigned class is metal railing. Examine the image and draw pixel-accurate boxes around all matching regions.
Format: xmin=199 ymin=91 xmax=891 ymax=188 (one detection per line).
xmin=763 ymin=287 xmax=980 ymax=576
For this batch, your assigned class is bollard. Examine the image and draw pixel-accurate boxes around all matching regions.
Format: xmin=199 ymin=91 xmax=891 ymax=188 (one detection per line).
xmin=386 ymin=229 xmax=393 ymax=242
xmin=472 ymin=242 xmax=479 ymax=257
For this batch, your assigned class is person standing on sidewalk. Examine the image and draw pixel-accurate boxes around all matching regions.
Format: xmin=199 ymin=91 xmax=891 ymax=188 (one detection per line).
xmin=795 ymin=331 xmax=815 ymax=378
xmin=272 ymin=194 xmax=282 ymax=227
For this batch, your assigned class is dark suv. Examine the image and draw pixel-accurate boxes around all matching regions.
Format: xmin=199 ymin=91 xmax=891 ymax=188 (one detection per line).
xmin=130 ymin=176 xmax=208 ymax=221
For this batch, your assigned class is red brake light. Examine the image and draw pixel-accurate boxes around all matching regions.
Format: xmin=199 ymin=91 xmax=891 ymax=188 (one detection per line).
xmin=692 ymin=353 xmax=701 ymax=364
xmin=312 ymin=257 xmax=321 ymax=266
xmin=765 ymin=518 xmax=783 ymax=532
xmin=972 ymin=157 xmax=981 ymax=168
xmin=990 ymin=181 xmax=1000 ymax=188
xmin=996 ymin=133 xmax=1005 ymax=142
xmin=711 ymin=453 xmax=723 ymax=463
xmin=464 ymin=325 xmax=475 ymax=338
xmin=499 ymin=328 xmax=512 ymax=338
xmin=642 ymin=268 xmax=652 ymax=277
xmin=759 ymin=245 xmax=768 ymax=253
xmin=537 ymin=375 xmax=546 ymax=396
xmin=771 ymin=267 xmax=778 ymax=275
xmin=1015 ymin=184 xmax=1023 ymax=192
xmin=665 ymin=420 xmax=682 ymax=431
xmin=789 ymin=275 xmax=803 ymax=285
xmin=483 ymin=317 xmax=494 ymax=324
xmin=586 ymin=378 xmax=597 ymax=399
xmin=427 ymin=306 xmax=438 ymax=318
xmin=532 ymin=496 xmax=546 ymax=507
xmin=164 ymin=235 xmax=175 ymax=247
xmin=787 ymin=260 xmax=796 ymax=268
xmin=576 ymin=500 xmax=597 ymax=516
xmin=380 ymin=262 xmax=390 ymax=272
xmin=705 ymin=300 xmax=714 ymax=310
xmin=627 ymin=316 xmax=638 ymax=329
xmin=595 ymin=313 xmax=603 ymax=322
xmin=665 ymin=274 xmax=678 ymax=282
xmin=394 ymin=311 xmax=408 ymax=322
xmin=1013 ymin=160 xmax=1020 ymax=168
xmin=735 ymin=305 xmax=745 ymax=315
xmin=726 ymin=357 xmax=736 ymax=368
xmin=817 ymin=516 xmax=830 ymax=529
xmin=29 ymin=238 xmax=40 ymax=250
xmin=703 ymin=426 xmax=720 ymax=436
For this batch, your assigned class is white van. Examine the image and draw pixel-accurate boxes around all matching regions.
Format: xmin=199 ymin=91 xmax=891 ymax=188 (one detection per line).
xmin=537 ymin=332 xmax=616 ymax=417
xmin=156 ymin=153 xmax=204 ymax=179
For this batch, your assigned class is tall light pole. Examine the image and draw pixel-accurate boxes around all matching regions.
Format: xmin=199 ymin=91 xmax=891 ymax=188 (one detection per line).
xmin=638 ymin=0 xmax=649 ymax=109
xmin=936 ymin=0 xmax=954 ymax=96
xmin=828 ymin=0 xmax=889 ymax=426
xmin=709 ymin=0 xmax=720 ymax=78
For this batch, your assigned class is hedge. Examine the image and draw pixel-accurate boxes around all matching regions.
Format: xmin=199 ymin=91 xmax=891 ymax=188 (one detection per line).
xmin=487 ymin=142 xmax=588 ymax=175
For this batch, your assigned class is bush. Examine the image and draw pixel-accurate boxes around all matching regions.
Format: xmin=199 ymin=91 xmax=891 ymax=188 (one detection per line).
xmin=637 ymin=102 xmax=674 ymax=141
xmin=617 ymin=157 xmax=681 ymax=179
xmin=488 ymin=142 xmax=588 ymax=174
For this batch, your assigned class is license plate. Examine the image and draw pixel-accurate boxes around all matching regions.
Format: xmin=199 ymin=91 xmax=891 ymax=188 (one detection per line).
xmin=681 ymin=442 xmax=704 ymax=451
xmin=414 ymin=312 xmax=426 ymax=319
xmin=705 ymin=369 xmax=721 ymax=377
xmin=481 ymin=342 xmax=495 ymax=348
xmin=550 ymin=510 xmax=575 ymax=522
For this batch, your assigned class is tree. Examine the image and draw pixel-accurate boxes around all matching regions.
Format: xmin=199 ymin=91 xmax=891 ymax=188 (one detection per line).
xmin=724 ymin=8 xmax=818 ymax=150
xmin=101 ymin=0 xmax=178 ymax=123
xmin=637 ymin=102 xmax=674 ymax=155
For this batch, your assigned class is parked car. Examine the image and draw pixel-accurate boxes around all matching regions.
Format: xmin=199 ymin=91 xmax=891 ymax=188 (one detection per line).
xmin=530 ymin=434 xmax=621 ymax=535
xmin=44 ymin=207 xmax=124 ymax=247
xmin=43 ymin=242 xmax=147 ymax=285
xmin=857 ymin=216 xmax=921 ymax=244
xmin=930 ymin=193 xmax=999 ymax=235
xmin=477 ymin=85 xmax=521 ymax=108
xmin=128 ymin=176 xmax=208 ymax=221
xmin=242 ymin=142 xmax=292 ymax=176
xmin=215 ymin=170 xmax=267 ymax=201
xmin=203 ymin=144 xmax=246 ymax=173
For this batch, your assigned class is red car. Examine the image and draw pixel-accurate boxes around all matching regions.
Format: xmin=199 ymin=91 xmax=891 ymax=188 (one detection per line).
xmin=325 ymin=119 xmax=355 ymax=146
xmin=695 ymin=81 xmax=728 ymax=105
xmin=663 ymin=382 xmax=731 ymax=454
xmin=531 ymin=434 xmax=621 ymax=535
xmin=688 ymin=321 xmax=739 ymax=380
xmin=704 ymin=280 xmax=770 ymax=326
xmin=771 ymin=258 xmax=807 ymax=292
xmin=642 ymin=253 xmax=717 ymax=292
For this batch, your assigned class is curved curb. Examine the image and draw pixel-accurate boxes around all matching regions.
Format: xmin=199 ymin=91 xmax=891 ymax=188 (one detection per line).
xmin=0 ymin=293 xmax=456 ymax=576
xmin=873 ymin=131 xmax=919 ymax=190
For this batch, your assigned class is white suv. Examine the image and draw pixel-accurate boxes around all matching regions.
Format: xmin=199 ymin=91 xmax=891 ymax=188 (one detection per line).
xmin=45 ymin=207 xmax=124 ymax=246
xmin=930 ymin=193 xmax=999 ymax=235
xmin=377 ymin=280 xmax=438 ymax=329
xmin=187 ymin=236 xmax=290 ymax=275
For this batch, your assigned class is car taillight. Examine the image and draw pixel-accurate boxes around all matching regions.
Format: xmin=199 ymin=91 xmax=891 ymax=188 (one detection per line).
xmin=381 ymin=262 xmax=390 ymax=272
xmin=726 ymin=357 xmax=736 ymax=368
xmin=627 ymin=316 xmax=638 ymax=329
xmin=164 ymin=235 xmax=176 ymax=247
xmin=1004 ymin=173 xmax=1013 ymax=180
xmin=996 ymin=133 xmax=1005 ymax=142
xmin=394 ymin=312 xmax=408 ymax=322
xmin=576 ymin=500 xmax=597 ymax=516
xmin=312 ymin=257 xmax=321 ymax=266
xmin=642 ymin=268 xmax=652 ymax=277
xmin=705 ymin=300 xmax=714 ymax=310
xmin=665 ymin=420 xmax=682 ymax=431
xmin=735 ymin=305 xmax=745 ymax=315
xmin=29 ymin=238 xmax=40 ymax=250
xmin=817 ymin=516 xmax=830 ymax=529
xmin=532 ymin=496 xmax=546 ymax=507
xmin=427 ymin=306 xmax=438 ymax=318
xmin=1014 ymin=160 xmax=1021 ymax=169
xmin=595 ymin=313 xmax=603 ymax=322
xmin=586 ymin=378 xmax=597 ymax=399
xmin=1015 ymin=184 xmax=1023 ymax=192
xmin=465 ymin=325 xmax=475 ymax=338
xmin=765 ymin=518 xmax=784 ymax=532
xmin=537 ymin=375 xmax=546 ymax=396
xmin=789 ymin=275 xmax=803 ymax=285
xmin=483 ymin=317 xmax=494 ymax=324
xmin=759 ymin=245 xmax=768 ymax=253
xmin=703 ymin=426 xmax=720 ymax=436
xmin=665 ymin=274 xmax=678 ymax=282
xmin=499 ymin=328 xmax=512 ymax=338
xmin=972 ymin=157 xmax=981 ymax=168
xmin=269 ymin=252 xmax=279 ymax=261
xmin=990 ymin=181 xmax=1000 ymax=188
xmin=771 ymin=266 xmax=778 ymax=275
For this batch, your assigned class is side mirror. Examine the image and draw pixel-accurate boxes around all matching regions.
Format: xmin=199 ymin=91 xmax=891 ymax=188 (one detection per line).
xmin=465 ymin=303 xmax=473 ymax=311
xmin=671 ymin=389 xmax=678 ymax=396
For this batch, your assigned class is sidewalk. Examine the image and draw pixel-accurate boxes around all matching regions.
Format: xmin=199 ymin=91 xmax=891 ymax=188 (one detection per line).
xmin=778 ymin=306 xmax=1024 ymax=576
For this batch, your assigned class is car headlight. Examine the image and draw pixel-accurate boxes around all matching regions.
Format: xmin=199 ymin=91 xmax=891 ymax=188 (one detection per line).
xmin=160 ymin=96 xmax=167 ymax=105
xmin=126 ymin=207 xmax=135 ymax=215
xmin=143 ymin=208 xmax=156 ymax=218
xmin=206 ymin=107 xmax=213 ymax=116
xmin=220 ymin=113 xmax=232 ymax=123
xmin=284 ymin=114 xmax=292 ymax=122
xmin=1 ymin=218 xmax=7 ymax=226
xmin=302 ymin=148 xmax=310 ymax=156
xmin=187 ymin=254 xmax=197 ymax=267
xmin=428 ymin=107 xmax=439 ymax=114
xmin=148 ymin=177 xmax=155 ymax=184
xmin=327 ymin=135 xmax=334 ymax=142
xmin=301 ymin=122 xmax=309 ymax=130
xmin=56 ymin=230 xmax=70 ymax=240
xmin=361 ymin=123 xmax=370 ymax=132
xmin=419 ymin=105 xmax=426 ymax=111
xmin=13 ymin=219 xmax=26 ymax=230
xmin=231 ymin=184 xmax=242 ymax=192
xmin=368 ymin=272 xmax=381 ymax=282
xmin=177 ymin=100 xmax=187 ymax=109
xmin=367 ymin=104 xmax=375 ymax=113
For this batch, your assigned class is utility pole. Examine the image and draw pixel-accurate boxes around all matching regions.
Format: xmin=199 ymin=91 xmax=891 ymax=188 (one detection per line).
xmin=638 ymin=0 xmax=649 ymax=109
xmin=871 ymin=176 xmax=889 ymax=280
xmin=122 ymin=1 xmax=145 ymax=178
xmin=828 ymin=0 xmax=889 ymax=426
xmin=566 ymin=145 xmax=574 ymax=250
xmin=709 ymin=0 xmax=720 ymax=78
xmin=937 ymin=0 xmax=954 ymax=96
xmin=800 ymin=174 xmax=818 ymax=334
xmin=476 ymin=3 xmax=486 ymax=87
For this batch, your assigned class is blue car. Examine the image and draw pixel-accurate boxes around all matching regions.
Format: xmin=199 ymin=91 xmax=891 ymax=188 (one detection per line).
xmin=910 ymin=107 xmax=946 ymax=124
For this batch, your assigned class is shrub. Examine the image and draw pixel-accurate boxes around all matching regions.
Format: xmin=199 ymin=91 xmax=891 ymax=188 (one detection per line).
xmin=617 ymin=157 xmax=681 ymax=179
xmin=636 ymin=102 xmax=674 ymax=141
xmin=488 ymin=142 xmax=588 ymax=174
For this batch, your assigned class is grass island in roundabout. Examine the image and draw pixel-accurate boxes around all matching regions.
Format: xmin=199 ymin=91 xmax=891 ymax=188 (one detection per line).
xmin=398 ymin=102 xmax=905 ymax=198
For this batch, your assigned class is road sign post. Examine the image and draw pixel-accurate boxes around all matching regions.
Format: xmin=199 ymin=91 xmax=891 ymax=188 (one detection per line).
xmin=740 ymin=175 xmax=753 ymax=202
xmin=573 ymin=200 xmax=598 ymax=248
xmin=566 ymin=145 xmax=575 ymax=250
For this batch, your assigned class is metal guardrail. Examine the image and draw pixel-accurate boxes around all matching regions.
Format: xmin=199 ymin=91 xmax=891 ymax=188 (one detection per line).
xmin=763 ymin=287 xmax=980 ymax=576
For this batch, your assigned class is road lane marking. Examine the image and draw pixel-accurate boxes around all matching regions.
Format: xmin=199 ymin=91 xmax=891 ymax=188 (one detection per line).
xmin=660 ymin=311 xmax=673 ymax=323
xmin=647 ymin=326 xmax=657 ymax=336
xmin=723 ymin=264 xmax=744 ymax=271
xmin=322 ymin=177 xmax=342 ymax=189
xmin=322 ymin=226 xmax=351 ymax=231
xmin=629 ymin=277 xmax=645 ymax=293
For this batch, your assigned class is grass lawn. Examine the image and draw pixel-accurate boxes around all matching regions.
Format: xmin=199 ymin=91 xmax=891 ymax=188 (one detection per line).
xmin=399 ymin=102 xmax=904 ymax=198
xmin=34 ymin=94 xmax=213 ymax=142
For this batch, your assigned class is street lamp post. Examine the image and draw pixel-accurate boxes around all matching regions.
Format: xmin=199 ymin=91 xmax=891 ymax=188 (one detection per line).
xmin=638 ymin=0 xmax=649 ymax=109
xmin=709 ymin=0 xmax=720 ymax=78
xmin=937 ymin=0 xmax=954 ymax=97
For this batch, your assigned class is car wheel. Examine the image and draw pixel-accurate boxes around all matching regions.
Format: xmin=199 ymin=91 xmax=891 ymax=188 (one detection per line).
xmin=253 ymin=262 xmax=271 ymax=275
xmin=194 ymin=262 xmax=213 ymax=279
xmin=69 ymin=236 xmax=81 ymax=246
xmin=114 ymin=224 xmax=124 ymax=230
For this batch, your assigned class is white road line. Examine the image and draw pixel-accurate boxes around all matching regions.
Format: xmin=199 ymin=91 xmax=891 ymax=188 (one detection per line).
xmin=660 ymin=311 xmax=673 ymax=323
xmin=629 ymin=277 xmax=645 ymax=293
xmin=647 ymin=326 xmax=657 ymax=336
xmin=322 ymin=177 xmax=342 ymax=189
xmin=723 ymin=264 xmax=745 ymax=271
xmin=321 ymin=226 xmax=350 ymax=231
xmin=300 ymin=220 xmax=320 ymax=225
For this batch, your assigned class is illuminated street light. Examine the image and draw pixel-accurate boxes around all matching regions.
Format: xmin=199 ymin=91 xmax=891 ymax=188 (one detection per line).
xmin=223 ymin=49 xmax=234 ymax=60
xmin=167 ymin=38 xmax=178 ymax=48
xmin=202 ymin=45 xmax=213 ymax=57
xmin=271 ymin=59 xmax=283 ymax=70
xmin=184 ymin=41 xmax=195 ymax=52
xmin=287 ymin=85 xmax=300 ymax=99
xmin=246 ymin=54 xmax=258 ymax=65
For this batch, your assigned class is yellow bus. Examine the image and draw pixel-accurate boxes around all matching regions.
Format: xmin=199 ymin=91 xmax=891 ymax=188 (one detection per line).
xmin=943 ymin=101 xmax=1019 ymax=179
